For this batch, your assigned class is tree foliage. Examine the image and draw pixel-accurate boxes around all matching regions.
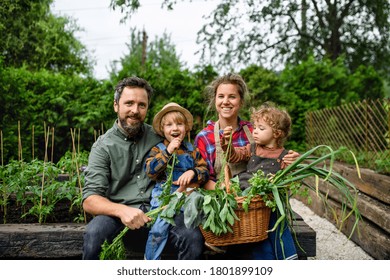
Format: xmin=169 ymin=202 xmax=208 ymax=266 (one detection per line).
xmin=110 ymin=0 xmax=390 ymax=76
xmin=0 ymin=60 xmax=113 ymax=163
xmin=239 ymin=65 xmax=281 ymax=114
xmin=226 ymin=58 xmax=379 ymax=152
xmin=0 ymin=0 xmax=93 ymax=74
xmin=0 ymin=24 xmax=217 ymax=165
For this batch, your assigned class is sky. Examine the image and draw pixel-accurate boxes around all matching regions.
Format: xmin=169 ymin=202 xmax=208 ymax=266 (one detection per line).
xmin=51 ymin=0 xmax=219 ymax=80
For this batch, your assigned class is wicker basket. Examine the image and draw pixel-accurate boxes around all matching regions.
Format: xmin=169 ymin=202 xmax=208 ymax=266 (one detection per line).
xmin=200 ymin=165 xmax=271 ymax=246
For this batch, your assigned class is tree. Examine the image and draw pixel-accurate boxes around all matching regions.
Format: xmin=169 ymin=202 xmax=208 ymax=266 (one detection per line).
xmin=239 ymin=64 xmax=281 ymax=112
xmin=274 ymin=56 xmax=385 ymax=150
xmin=110 ymin=0 xmax=390 ymax=76
xmin=0 ymin=60 xmax=112 ymax=163
xmin=0 ymin=0 xmax=93 ymax=75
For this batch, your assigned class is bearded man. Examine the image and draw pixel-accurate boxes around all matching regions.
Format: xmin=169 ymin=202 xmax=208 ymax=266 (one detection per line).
xmin=82 ymin=77 xmax=204 ymax=260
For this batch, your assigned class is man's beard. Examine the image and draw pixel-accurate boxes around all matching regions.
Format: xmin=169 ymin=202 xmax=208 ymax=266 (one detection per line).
xmin=119 ymin=115 xmax=143 ymax=138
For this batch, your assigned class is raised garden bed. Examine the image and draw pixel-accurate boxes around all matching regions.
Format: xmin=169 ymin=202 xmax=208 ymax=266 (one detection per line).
xmin=295 ymin=162 xmax=390 ymax=260
xmin=0 ymin=213 xmax=316 ymax=260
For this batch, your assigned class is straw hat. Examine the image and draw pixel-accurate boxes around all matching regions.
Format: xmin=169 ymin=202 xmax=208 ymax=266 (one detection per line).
xmin=152 ymin=102 xmax=193 ymax=136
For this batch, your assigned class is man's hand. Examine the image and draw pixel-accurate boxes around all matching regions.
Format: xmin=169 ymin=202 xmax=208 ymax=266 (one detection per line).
xmin=117 ymin=205 xmax=151 ymax=230
xmin=83 ymin=195 xmax=150 ymax=230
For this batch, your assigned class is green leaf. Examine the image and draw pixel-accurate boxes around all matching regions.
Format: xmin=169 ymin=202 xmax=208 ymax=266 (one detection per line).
xmin=183 ymin=191 xmax=204 ymax=228
xmin=226 ymin=212 xmax=235 ymax=226
xmin=219 ymin=204 xmax=228 ymax=223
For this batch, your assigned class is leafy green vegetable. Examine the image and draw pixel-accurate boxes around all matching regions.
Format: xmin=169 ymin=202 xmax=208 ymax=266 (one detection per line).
xmin=157 ymin=153 xmax=177 ymax=206
xmin=160 ymin=192 xmax=186 ymax=225
xmin=99 ymin=207 xmax=163 ymax=260
xmin=183 ymin=191 xmax=204 ymax=228
xmin=189 ymin=187 xmax=239 ymax=235
xmin=267 ymin=145 xmax=362 ymax=234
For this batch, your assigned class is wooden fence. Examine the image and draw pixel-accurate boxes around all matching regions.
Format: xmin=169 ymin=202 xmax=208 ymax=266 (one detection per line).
xmin=306 ymin=98 xmax=389 ymax=174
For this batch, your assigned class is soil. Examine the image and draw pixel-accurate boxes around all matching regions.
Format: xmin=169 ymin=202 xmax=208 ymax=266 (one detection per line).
xmin=0 ymin=198 xmax=90 ymax=224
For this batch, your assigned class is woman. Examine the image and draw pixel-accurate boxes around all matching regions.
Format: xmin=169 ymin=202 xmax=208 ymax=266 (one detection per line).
xmin=195 ymin=73 xmax=299 ymax=184
xmin=194 ymin=73 xmax=299 ymax=259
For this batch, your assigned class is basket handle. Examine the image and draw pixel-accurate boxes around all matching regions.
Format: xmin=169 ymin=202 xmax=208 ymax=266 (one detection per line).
xmin=223 ymin=164 xmax=233 ymax=193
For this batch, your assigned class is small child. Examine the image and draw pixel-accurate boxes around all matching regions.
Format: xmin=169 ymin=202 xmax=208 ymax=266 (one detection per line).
xmin=221 ymin=102 xmax=298 ymax=260
xmin=144 ymin=102 xmax=209 ymax=260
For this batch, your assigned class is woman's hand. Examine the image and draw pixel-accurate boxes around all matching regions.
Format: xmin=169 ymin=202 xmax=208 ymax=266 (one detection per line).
xmin=222 ymin=126 xmax=233 ymax=145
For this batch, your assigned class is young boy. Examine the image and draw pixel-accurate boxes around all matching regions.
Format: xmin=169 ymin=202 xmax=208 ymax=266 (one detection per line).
xmin=221 ymin=102 xmax=298 ymax=260
xmin=144 ymin=102 xmax=209 ymax=260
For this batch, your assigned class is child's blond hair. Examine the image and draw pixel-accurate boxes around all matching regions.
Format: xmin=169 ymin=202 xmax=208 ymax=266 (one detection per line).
xmin=159 ymin=111 xmax=190 ymax=134
xmin=251 ymin=102 xmax=291 ymax=148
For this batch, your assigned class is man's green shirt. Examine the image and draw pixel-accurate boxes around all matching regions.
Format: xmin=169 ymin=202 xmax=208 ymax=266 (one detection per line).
xmin=83 ymin=121 xmax=163 ymax=209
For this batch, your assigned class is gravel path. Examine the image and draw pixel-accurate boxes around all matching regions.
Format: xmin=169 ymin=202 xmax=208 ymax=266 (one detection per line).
xmin=290 ymin=198 xmax=373 ymax=260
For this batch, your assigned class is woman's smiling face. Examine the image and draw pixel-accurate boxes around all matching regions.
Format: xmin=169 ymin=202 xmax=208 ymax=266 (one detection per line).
xmin=215 ymin=83 xmax=242 ymax=121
